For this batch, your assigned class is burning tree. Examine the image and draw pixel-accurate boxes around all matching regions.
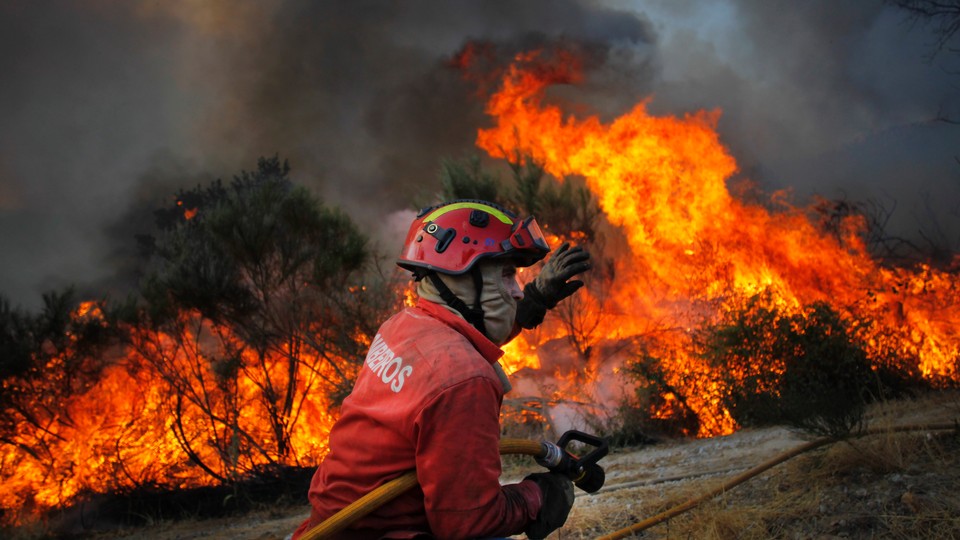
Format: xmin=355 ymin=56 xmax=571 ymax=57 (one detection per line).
xmin=456 ymin=42 xmax=960 ymax=440
xmin=3 ymin=40 xmax=960 ymax=532
xmin=131 ymin=156 xmax=382 ymax=479
xmin=0 ymin=157 xmax=398 ymax=526
xmin=0 ymin=291 xmax=118 ymax=521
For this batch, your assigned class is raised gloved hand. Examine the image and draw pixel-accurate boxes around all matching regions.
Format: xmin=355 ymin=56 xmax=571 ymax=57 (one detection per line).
xmin=516 ymin=243 xmax=591 ymax=329
xmin=524 ymin=472 xmax=575 ymax=539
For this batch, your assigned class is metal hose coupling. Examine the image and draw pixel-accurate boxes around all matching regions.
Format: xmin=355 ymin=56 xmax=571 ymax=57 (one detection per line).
xmin=536 ymin=440 xmax=565 ymax=469
xmin=535 ymin=430 xmax=609 ymax=493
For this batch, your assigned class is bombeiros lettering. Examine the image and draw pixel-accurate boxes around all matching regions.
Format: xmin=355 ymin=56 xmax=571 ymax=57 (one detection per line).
xmin=364 ymin=334 xmax=413 ymax=393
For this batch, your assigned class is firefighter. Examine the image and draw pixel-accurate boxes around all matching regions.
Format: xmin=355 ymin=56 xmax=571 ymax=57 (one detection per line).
xmin=292 ymin=199 xmax=591 ymax=540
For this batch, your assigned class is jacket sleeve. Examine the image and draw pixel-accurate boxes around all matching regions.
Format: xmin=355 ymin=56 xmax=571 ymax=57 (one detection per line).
xmin=412 ymin=376 xmax=541 ymax=538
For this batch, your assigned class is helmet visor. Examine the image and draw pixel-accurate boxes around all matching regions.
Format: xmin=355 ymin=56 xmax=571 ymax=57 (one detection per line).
xmin=507 ymin=216 xmax=550 ymax=255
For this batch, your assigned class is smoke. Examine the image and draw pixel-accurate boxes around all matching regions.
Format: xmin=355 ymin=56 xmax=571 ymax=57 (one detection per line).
xmin=0 ymin=0 xmax=958 ymax=310
xmin=0 ymin=1 xmax=190 ymax=307
xmin=633 ymin=0 xmax=960 ymax=244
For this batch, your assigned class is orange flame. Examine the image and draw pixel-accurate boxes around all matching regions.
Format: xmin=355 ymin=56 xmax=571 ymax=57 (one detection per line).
xmin=476 ymin=48 xmax=959 ymax=436
xmin=3 ymin=45 xmax=959 ymax=524
xmin=0 ymin=311 xmax=340 ymax=523
xmin=177 ymin=199 xmax=198 ymax=220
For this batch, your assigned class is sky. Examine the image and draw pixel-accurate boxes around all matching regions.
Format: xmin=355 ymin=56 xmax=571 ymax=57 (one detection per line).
xmin=1 ymin=0 xmax=958 ymax=311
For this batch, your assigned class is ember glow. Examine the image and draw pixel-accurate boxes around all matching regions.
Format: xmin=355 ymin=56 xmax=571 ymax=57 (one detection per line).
xmin=479 ymin=48 xmax=960 ymax=436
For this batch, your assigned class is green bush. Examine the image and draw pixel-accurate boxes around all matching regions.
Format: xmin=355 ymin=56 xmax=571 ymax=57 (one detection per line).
xmin=702 ymin=295 xmax=876 ymax=438
xmin=610 ymin=346 xmax=701 ymax=441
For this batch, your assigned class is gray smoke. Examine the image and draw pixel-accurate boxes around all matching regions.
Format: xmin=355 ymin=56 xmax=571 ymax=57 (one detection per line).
xmin=637 ymin=0 xmax=960 ymax=249
xmin=0 ymin=0 xmax=957 ymax=310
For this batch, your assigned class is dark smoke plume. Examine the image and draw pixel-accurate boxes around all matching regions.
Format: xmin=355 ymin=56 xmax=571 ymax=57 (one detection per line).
xmin=0 ymin=0 xmax=957 ymax=309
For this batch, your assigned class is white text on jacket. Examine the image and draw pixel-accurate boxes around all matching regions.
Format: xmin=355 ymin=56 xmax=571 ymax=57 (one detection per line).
xmin=365 ymin=334 xmax=413 ymax=393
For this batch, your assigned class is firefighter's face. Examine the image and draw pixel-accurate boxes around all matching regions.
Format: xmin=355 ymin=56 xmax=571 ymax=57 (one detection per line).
xmin=477 ymin=260 xmax=521 ymax=345
xmin=501 ymin=264 xmax=523 ymax=302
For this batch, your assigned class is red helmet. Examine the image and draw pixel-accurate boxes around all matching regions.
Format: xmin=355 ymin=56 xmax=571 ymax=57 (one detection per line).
xmin=397 ymin=199 xmax=549 ymax=276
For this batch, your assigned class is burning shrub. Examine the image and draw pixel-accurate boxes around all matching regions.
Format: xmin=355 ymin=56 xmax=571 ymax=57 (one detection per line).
xmin=133 ymin=156 xmax=382 ymax=477
xmin=702 ymin=293 xmax=877 ymax=437
xmin=0 ymin=289 xmax=119 ymax=523
xmin=612 ymin=345 xmax=702 ymax=441
xmin=0 ymin=157 xmax=396 ymax=526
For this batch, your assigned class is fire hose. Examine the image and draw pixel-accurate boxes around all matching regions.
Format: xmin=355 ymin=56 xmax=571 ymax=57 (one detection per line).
xmin=299 ymin=422 xmax=956 ymax=540
xmin=598 ymin=421 xmax=958 ymax=540
xmin=299 ymin=430 xmax=608 ymax=540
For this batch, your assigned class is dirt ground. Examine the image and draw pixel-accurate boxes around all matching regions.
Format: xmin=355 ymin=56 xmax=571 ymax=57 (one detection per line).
xmin=73 ymin=391 xmax=960 ymax=539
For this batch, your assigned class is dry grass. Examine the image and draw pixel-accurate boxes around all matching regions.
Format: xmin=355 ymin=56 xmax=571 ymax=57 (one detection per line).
xmin=553 ymin=390 xmax=960 ymax=539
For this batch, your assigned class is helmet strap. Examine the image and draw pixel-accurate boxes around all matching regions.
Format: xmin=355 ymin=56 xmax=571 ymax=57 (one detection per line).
xmin=427 ymin=271 xmax=488 ymax=337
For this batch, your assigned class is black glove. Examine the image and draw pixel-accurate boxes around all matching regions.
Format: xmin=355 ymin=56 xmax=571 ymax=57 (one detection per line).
xmin=516 ymin=243 xmax=591 ymax=329
xmin=524 ymin=472 xmax=575 ymax=539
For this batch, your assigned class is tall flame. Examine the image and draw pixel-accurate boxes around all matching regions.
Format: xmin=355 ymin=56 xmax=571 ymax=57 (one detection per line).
xmin=3 ymin=45 xmax=959 ymax=525
xmin=478 ymin=48 xmax=959 ymax=436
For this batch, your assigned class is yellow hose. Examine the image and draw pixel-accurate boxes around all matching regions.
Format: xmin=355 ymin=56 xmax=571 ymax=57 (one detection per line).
xmin=598 ymin=422 xmax=958 ymax=540
xmin=299 ymin=438 xmax=545 ymax=540
xmin=300 ymin=422 xmax=957 ymax=540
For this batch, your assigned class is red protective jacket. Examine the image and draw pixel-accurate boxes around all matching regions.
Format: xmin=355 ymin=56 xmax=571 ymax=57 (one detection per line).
xmin=292 ymin=299 xmax=542 ymax=540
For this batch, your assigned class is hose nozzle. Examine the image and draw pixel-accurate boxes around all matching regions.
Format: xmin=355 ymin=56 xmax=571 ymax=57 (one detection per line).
xmin=536 ymin=430 xmax=608 ymax=493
